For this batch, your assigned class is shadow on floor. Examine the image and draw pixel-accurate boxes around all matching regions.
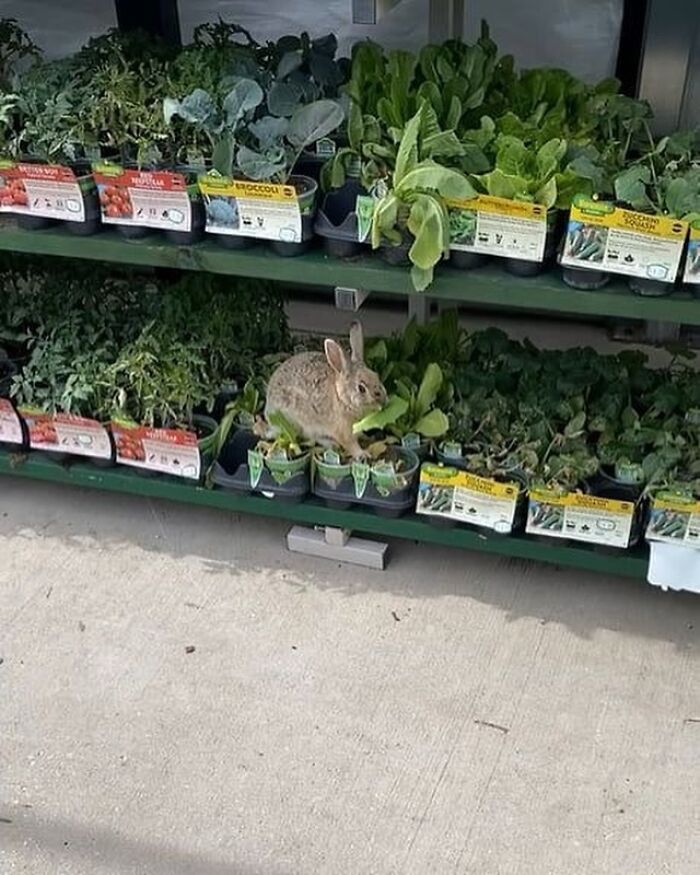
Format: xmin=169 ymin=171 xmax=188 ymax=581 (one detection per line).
xmin=1 ymin=807 xmax=287 ymax=875
xmin=0 ymin=476 xmax=697 ymax=651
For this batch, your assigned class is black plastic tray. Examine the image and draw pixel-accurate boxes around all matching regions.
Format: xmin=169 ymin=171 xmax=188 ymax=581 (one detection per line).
xmin=212 ymin=461 xmax=309 ymax=502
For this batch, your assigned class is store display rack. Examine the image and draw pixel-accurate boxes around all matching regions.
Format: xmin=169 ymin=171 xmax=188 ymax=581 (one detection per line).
xmin=1 ymin=224 xmax=698 ymax=325
xmin=2 ymin=221 xmax=692 ymax=577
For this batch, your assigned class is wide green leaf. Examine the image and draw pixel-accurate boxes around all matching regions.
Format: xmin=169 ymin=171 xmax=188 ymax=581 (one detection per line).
xmin=236 ymin=145 xmax=286 ymax=181
xmin=352 ymin=394 xmax=409 ymax=434
xmin=407 ymin=195 xmax=445 ymax=269
xmin=414 ymin=408 xmax=449 ymax=438
xmin=288 ymin=99 xmax=344 ymax=148
xmin=268 ymin=81 xmax=304 ymax=117
xmin=223 ymin=79 xmax=263 ymax=128
xmin=416 ymin=362 xmax=443 ymax=417
xmin=397 ymin=164 xmax=474 ymax=199
xmin=393 ymin=106 xmax=422 ymax=186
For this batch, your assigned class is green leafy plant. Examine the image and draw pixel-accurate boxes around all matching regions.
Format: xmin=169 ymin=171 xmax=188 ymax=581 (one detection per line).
xmin=164 ymin=79 xmax=264 ymax=174
xmin=236 ymin=97 xmax=344 ymax=182
xmin=370 ymin=105 xmax=475 ymax=290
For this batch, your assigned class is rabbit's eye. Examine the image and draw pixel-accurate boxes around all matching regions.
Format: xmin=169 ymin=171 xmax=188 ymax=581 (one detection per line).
xmin=358 ymin=383 xmax=367 ymax=394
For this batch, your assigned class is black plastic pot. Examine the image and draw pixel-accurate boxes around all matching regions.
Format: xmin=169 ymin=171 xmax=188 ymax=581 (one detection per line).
xmin=216 ymin=427 xmax=259 ymax=475
xmin=117 ymin=223 xmax=153 ymax=240
xmin=0 ymin=357 xmax=17 ymax=397
xmin=268 ymin=174 xmax=318 ymax=258
xmin=313 ymin=447 xmax=420 ymax=517
xmin=504 ymin=213 xmax=561 ymax=277
xmin=561 ymin=266 xmax=611 ymax=290
xmin=16 ymin=168 xmax=101 ymax=235
xmin=212 ymin=460 xmax=309 ymax=501
xmin=451 ymin=250 xmax=490 ymax=270
xmin=165 ymin=196 xmax=205 ymax=245
xmin=379 ymin=235 xmax=412 ymax=267
xmin=65 ymin=181 xmax=101 ymax=236
xmin=628 ymin=277 xmax=675 ymax=297
xmin=314 ymin=180 xmax=367 ymax=260
xmin=584 ymin=467 xmax=645 ymax=549
xmin=216 ymin=233 xmax=257 ymax=250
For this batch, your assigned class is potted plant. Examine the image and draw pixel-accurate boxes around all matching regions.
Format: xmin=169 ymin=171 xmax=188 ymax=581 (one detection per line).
xmin=370 ymin=105 xmax=475 ymax=290
xmin=612 ymin=134 xmax=700 ymax=296
xmin=164 ymin=78 xmax=265 ymax=249
xmin=235 ymin=97 xmax=345 ymax=255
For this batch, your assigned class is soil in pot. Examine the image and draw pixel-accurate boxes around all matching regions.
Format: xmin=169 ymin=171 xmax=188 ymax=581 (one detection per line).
xmin=561 ymin=265 xmax=610 ymax=290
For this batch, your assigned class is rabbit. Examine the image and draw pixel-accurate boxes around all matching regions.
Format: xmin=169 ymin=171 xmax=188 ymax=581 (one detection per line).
xmin=263 ymin=321 xmax=387 ymax=459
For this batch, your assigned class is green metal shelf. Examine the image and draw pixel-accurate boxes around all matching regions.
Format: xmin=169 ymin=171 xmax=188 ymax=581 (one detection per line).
xmin=0 ymin=451 xmax=648 ymax=578
xmin=1 ymin=223 xmax=698 ymax=325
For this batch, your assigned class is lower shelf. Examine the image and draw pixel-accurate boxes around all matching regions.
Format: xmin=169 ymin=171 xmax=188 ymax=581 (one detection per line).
xmin=0 ymin=451 xmax=649 ymax=578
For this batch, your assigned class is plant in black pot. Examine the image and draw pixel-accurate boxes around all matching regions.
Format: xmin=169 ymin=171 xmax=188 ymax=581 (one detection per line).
xmin=164 ymin=78 xmax=265 ymax=250
xmin=236 ymin=96 xmax=345 ymax=256
xmin=370 ymin=105 xmax=474 ymax=290
xmin=613 ymin=134 xmax=700 ymax=297
xmin=11 ymin=52 xmax=112 ymax=235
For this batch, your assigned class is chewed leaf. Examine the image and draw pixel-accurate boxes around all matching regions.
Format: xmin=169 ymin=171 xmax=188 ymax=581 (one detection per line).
xmin=352 ymin=395 xmax=409 ymax=434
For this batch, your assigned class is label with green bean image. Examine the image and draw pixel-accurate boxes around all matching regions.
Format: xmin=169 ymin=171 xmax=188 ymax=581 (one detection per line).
xmin=560 ymin=196 xmax=688 ymax=283
xmin=646 ymin=496 xmax=700 ymax=547
xmin=416 ymin=464 xmax=520 ymax=533
xmin=526 ymin=489 xmax=635 ymax=548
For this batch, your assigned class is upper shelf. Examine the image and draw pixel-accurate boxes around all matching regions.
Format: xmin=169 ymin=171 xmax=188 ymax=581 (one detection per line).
xmin=1 ymin=223 xmax=699 ymax=325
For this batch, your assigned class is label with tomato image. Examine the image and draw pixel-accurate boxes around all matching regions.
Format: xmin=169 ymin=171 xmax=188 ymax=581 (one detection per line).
xmin=9 ymin=163 xmax=86 ymax=222
xmin=0 ymin=161 xmax=26 ymax=212
xmin=93 ymin=164 xmax=192 ymax=232
xmin=19 ymin=409 xmax=112 ymax=459
xmin=112 ymin=422 xmax=200 ymax=480
xmin=0 ymin=398 xmax=24 ymax=445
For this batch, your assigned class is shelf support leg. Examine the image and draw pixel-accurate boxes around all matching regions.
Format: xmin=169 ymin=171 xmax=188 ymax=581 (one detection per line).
xmin=286 ymin=525 xmax=388 ymax=569
xmin=408 ymin=296 xmax=432 ymax=325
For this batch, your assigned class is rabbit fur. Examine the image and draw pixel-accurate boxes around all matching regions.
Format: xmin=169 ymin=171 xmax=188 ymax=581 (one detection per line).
xmin=264 ymin=321 xmax=386 ymax=459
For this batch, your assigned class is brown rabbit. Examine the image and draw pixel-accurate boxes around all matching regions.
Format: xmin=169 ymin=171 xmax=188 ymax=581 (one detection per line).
xmin=264 ymin=321 xmax=387 ymax=459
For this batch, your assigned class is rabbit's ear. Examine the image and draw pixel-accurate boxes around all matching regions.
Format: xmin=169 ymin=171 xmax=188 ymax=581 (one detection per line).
xmin=349 ymin=321 xmax=364 ymax=362
xmin=324 ymin=339 xmax=347 ymax=374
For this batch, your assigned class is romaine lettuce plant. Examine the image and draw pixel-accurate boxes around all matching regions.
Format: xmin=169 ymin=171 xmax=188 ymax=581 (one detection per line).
xmin=370 ymin=106 xmax=475 ymax=290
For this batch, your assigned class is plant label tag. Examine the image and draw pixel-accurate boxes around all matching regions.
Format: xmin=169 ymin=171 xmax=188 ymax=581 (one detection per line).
xmin=247 ymin=449 xmax=264 ymax=488
xmin=0 ymin=398 xmax=23 ymax=445
xmin=416 ymin=463 xmax=520 ymax=532
xmin=351 ymin=460 xmax=370 ymax=498
xmin=446 ymin=195 xmax=548 ymax=263
xmin=401 ymin=433 xmax=421 ymax=450
xmin=315 ymin=137 xmax=336 ymax=156
xmin=323 ymin=448 xmax=341 ymax=465
xmin=441 ymin=441 xmax=463 ymax=460
xmin=527 ymin=489 xmax=634 ymax=548
xmin=560 ymin=196 xmax=688 ymax=282
xmin=355 ymin=195 xmax=374 ymax=242
xmin=92 ymin=163 xmax=192 ymax=232
xmin=112 ymin=422 xmax=200 ymax=479
xmin=12 ymin=163 xmax=87 ymax=222
xmin=198 ymin=176 xmax=302 ymax=242
xmin=683 ymin=222 xmax=700 ymax=285
xmin=20 ymin=409 xmax=112 ymax=459
xmin=0 ymin=160 xmax=24 ymax=212
xmin=646 ymin=496 xmax=700 ymax=547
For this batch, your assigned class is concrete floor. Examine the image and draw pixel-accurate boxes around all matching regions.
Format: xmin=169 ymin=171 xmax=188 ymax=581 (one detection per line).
xmin=1 ymin=476 xmax=698 ymax=875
